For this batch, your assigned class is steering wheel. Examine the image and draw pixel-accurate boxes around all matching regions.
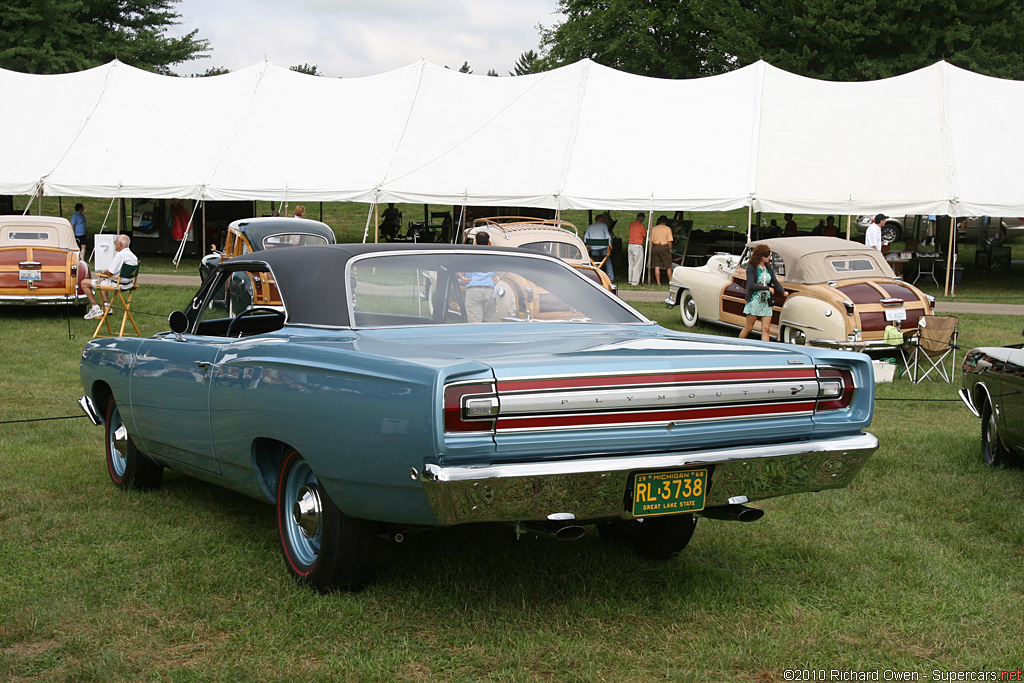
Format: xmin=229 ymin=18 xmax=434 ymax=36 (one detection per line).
xmin=226 ymin=307 xmax=284 ymax=338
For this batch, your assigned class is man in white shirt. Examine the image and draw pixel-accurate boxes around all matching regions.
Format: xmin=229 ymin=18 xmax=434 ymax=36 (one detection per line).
xmin=84 ymin=234 xmax=138 ymax=319
xmin=865 ymin=214 xmax=885 ymax=250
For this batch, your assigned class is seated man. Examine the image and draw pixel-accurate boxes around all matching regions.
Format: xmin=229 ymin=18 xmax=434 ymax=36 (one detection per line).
xmin=84 ymin=234 xmax=138 ymax=320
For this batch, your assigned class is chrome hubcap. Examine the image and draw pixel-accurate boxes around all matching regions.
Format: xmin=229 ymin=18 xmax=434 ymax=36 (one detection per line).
xmin=292 ymin=484 xmax=322 ymax=540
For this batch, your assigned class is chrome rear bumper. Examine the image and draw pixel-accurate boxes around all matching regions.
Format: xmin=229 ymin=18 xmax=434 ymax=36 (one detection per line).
xmin=420 ymin=432 xmax=877 ymax=525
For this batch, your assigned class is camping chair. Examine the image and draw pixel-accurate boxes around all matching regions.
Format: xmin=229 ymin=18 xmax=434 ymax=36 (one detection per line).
xmin=585 ymin=238 xmax=611 ymax=269
xmin=904 ymin=315 xmax=959 ymax=383
xmin=92 ymin=262 xmax=141 ymax=338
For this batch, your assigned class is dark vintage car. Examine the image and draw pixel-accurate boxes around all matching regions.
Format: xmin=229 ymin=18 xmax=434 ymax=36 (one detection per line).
xmin=198 ymin=216 xmax=336 ymax=281
xmin=959 ymin=332 xmax=1024 ymax=466
xmin=80 ymin=243 xmax=879 ymax=591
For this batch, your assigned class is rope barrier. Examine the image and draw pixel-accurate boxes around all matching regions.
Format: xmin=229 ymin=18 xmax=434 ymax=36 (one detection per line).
xmin=0 ymin=415 xmax=87 ymax=425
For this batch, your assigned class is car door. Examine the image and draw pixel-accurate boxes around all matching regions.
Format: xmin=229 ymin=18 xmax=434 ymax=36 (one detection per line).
xmin=1000 ymin=346 xmax=1024 ymax=447
xmin=129 ymin=334 xmax=227 ymax=474
xmin=127 ymin=268 xmax=260 ymax=474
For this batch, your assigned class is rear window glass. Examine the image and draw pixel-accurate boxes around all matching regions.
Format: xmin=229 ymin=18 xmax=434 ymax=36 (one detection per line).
xmin=519 ymin=240 xmax=584 ymax=261
xmin=829 ymin=258 xmax=877 ymax=274
xmin=263 ymin=233 xmax=330 ymax=249
xmin=7 ymin=231 xmax=50 ymax=241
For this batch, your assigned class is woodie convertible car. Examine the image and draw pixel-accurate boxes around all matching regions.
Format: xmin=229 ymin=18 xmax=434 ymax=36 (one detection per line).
xmin=0 ymin=215 xmax=90 ymax=306
xmin=80 ymin=243 xmax=879 ymax=591
xmin=666 ymin=236 xmax=933 ymax=347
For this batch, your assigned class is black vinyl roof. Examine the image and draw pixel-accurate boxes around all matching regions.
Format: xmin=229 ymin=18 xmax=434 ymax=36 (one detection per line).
xmin=223 ymin=242 xmax=531 ymax=327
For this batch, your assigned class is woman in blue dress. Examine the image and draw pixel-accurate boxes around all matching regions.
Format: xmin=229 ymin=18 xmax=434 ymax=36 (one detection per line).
xmin=738 ymin=243 xmax=786 ymax=340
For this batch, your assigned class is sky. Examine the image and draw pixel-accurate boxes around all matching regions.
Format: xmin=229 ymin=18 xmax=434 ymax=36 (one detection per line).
xmin=168 ymin=0 xmax=563 ymax=78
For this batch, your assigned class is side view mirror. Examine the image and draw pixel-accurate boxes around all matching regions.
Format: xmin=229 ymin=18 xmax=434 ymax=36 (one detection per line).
xmin=168 ymin=310 xmax=189 ymax=334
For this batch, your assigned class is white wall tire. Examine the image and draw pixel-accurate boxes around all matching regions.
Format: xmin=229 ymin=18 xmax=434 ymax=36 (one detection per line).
xmin=679 ymin=290 xmax=698 ymax=328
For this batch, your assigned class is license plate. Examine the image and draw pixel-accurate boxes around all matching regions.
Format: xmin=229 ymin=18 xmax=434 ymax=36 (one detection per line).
xmin=884 ymin=308 xmax=907 ymax=322
xmin=632 ymin=468 xmax=707 ymax=517
xmin=19 ymin=269 xmax=41 ymax=281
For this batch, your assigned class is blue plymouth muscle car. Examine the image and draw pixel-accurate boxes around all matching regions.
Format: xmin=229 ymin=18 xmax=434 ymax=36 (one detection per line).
xmin=79 ymin=243 xmax=878 ymax=591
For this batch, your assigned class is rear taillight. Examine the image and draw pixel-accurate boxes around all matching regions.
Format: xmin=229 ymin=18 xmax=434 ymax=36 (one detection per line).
xmin=816 ymin=367 xmax=854 ymax=411
xmin=443 ymin=382 xmax=497 ymax=433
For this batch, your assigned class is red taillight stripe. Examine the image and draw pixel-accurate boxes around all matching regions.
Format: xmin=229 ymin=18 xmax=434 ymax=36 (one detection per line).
xmin=494 ymin=401 xmax=816 ymax=431
xmin=496 ymin=368 xmax=816 ymax=393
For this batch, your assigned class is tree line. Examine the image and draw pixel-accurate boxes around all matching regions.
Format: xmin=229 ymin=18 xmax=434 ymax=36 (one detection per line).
xmin=3 ymin=0 xmax=1023 ymax=81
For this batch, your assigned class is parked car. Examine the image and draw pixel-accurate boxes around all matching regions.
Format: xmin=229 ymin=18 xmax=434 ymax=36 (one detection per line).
xmin=0 ymin=215 xmax=90 ymax=306
xmin=665 ymin=236 xmax=934 ymax=347
xmin=465 ymin=217 xmax=616 ymax=293
xmin=855 ymin=214 xmax=1024 ymax=243
xmin=199 ymin=216 xmax=336 ymax=281
xmin=959 ymin=331 xmax=1024 ymax=466
xmin=79 ymin=243 xmax=879 ymax=591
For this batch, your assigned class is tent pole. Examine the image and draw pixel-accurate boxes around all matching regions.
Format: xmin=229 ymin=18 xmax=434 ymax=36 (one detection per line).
xmin=846 ymin=215 xmax=852 ymax=241
xmin=117 ymin=198 xmax=122 ymax=235
xmin=945 ymin=214 xmax=957 ymax=297
xmin=201 ymin=201 xmax=207 ymax=254
xmin=374 ymin=203 xmax=379 ymax=243
xmin=747 ymin=205 xmax=753 ymax=242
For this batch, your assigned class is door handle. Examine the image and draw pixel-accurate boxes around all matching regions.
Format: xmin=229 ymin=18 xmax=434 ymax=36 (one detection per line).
xmin=194 ymin=361 xmax=211 ymax=370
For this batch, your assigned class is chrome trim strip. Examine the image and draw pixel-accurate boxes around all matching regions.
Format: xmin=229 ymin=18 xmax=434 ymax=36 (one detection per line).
xmin=421 ymin=432 xmax=878 ymax=525
xmin=498 ymin=380 xmax=819 ymax=415
xmin=494 ymin=364 xmax=815 ymax=383
xmin=493 ymin=407 xmax=816 ymax=433
xmin=78 ymin=395 xmax=102 ymax=426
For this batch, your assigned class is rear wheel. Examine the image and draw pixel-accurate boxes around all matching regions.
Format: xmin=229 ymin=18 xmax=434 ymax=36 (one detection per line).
xmin=105 ymin=398 xmax=163 ymax=490
xmin=679 ymin=290 xmax=698 ymax=328
xmin=782 ymin=325 xmax=807 ymax=345
xmin=599 ymin=514 xmax=698 ymax=560
xmin=276 ymin=450 xmax=379 ymax=592
xmin=981 ymin=400 xmax=1013 ymax=467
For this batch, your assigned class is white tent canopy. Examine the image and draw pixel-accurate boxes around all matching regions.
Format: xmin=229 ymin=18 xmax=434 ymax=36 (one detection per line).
xmin=3 ymin=58 xmax=1024 ymax=217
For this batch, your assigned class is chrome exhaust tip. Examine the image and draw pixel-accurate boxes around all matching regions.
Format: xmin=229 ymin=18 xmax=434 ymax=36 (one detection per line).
xmin=698 ymin=504 xmax=765 ymax=523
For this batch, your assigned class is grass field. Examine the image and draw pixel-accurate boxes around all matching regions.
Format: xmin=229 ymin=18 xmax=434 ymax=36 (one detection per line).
xmin=2 ymin=278 xmax=1023 ymax=681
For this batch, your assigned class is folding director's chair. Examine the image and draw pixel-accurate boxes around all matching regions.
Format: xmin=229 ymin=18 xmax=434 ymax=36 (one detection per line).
xmin=92 ymin=262 xmax=141 ymax=338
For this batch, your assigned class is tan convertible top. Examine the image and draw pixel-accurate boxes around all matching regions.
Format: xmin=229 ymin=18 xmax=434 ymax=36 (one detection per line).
xmin=750 ymin=236 xmax=895 ymax=285
xmin=0 ymin=215 xmax=78 ymax=250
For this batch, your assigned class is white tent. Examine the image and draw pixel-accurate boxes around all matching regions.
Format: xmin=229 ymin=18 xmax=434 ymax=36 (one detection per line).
xmin=3 ymin=58 xmax=1024 ymax=217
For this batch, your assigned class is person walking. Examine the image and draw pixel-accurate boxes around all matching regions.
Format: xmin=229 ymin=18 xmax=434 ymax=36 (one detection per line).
xmin=626 ymin=213 xmax=646 ymax=286
xmin=649 ymin=215 xmax=674 ymax=285
xmin=738 ymin=243 xmax=785 ymax=341
xmin=865 ymin=214 xmax=885 ymax=250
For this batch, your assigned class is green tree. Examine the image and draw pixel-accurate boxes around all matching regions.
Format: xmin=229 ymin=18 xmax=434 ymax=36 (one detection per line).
xmin=540 ymin=0 xmax=1024 ymax=81
xmin=0 ymin=0 xmax=210 ymax=75
xmin=289 ymin=63 xmax=322 ymax=76
xmin=704 ymin=0 xmax=1024 ymax=80
xmin=458 ymin=61 xmax=472 ymax=74
xmin=510 ymin=49 xmax=541 ymax=76
xmin=538 ymin=0 xmax=727 ymax=78
xmin=486 ymin=68 xmax=499 ymax=77
xmin=193 ymin=66 xmax=230 ymax=77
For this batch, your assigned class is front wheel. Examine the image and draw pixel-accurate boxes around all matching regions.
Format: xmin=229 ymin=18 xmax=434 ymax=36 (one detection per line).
xmin=982 ymin=401 xmax=1013 ymax=467
xmin=599 ymin=514 xmax=697 ymax=560
xmin=882 ymin=223 xmax=902 ymax=243
xmin=105 ymin=398 xmax=162 ymax=490
xmin=679 ymin=290 xmax=698 ymax=328
xmin=276 ymin=450 xmax=379 ymax=592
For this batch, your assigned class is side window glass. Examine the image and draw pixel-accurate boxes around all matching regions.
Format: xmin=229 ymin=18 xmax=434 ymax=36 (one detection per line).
xmin=770 ymin=253 xmax=786 ymax=277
